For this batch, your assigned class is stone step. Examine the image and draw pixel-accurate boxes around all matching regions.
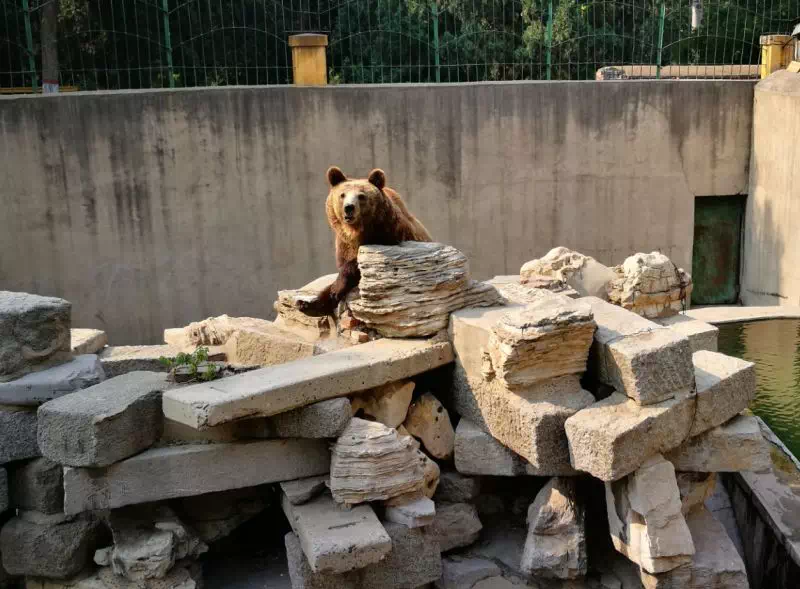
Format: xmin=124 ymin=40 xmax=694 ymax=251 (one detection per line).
xmin=63 ymin=438 xmax=330 ymax=515
xmin=0 ymin=355 xmax=105 ymax=406
xmin=688 ymin=351 xmax=755 ymax=437
xmin=163 ymin=338 xmax=453 ymax=429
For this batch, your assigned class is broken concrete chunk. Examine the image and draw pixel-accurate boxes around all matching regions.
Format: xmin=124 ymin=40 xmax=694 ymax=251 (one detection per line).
xmin=654 ymin=315 xmax=718 ymax=353
xmin=282 ymin=493 xmax=391 ymax=574
xmin=606 ymin=455 xmax=694 ymax=574
xmin=436 ymin=556 xmax=501 ymax=589
xmin=454 ymin=419 xmax=536 ymax=477
xmin=329 ymin=418 xmax=426 ymax=506
xmin=0 ymin=291 xmax=72 ymax=382
xmin=676 ymin=472 xmax=716 ymax=515
xmin=521 ymin=477 xmax=587 ymax=579
xmin=350 ymin=380 xmax=414 ymax=428
xmin=8 ymin=457 xmax=63 ymax=514
xmin=606 ymin=252 xmax=693 ymax=319
xmin=38 ymin=371 xmax=167 ymax=467
xmin=487 ymin=294 xmax=596 ymax=388
xmin=99 ymin=346 xmax=179 ymax=378
xmin=0 ymin=355 xmax=105 ymax=406
xmin=0 ymin=515 xmax=101 ymax=579
xmin=0 ymin=406 xmax=40 ymax=463
xmin=63 ymin=438 xmax=330 ymax=514
xmin=427 ymin=502 xmax=483 ymax=553
xmin=665 ymin=414 xmax=770 ymax=472
xmin=638 ymin=507 xmax=748 ymax=589
xmin=688 ymin=351 xmax=755 ymax=437
xmin=565 ymin=391 xmax=696 ymax=481
xmin=404 ymin=393 xmax=455 ymax=460
xmin=349 ymin=242 xmax=502 ymax=337
xmin=521 ymin=247 xmax=616 ymax=299
xmin=435 ymin=470 xmax=481 ymax=503
xmin=241 ymin=397 xmax=352 ymax=439
xmin=70 ymin=328 xmax=108 ymax=355
xmin=281 ymin=476 xmax=329 ymax=506
xmin=384 ymin=495 xmax=436 ymax=528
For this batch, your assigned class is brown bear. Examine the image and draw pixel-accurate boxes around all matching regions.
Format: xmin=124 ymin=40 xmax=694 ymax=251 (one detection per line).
xmin=297 ymin=166 xmax=432 ymax=317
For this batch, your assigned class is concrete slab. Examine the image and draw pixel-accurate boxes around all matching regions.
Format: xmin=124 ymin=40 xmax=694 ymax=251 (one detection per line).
xmin=163 ymin=338 xmax=454 ymax=429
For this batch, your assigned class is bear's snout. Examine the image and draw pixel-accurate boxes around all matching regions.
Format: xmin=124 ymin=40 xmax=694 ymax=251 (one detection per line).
xmin=344 ymin=203 xmax=355 ymax=215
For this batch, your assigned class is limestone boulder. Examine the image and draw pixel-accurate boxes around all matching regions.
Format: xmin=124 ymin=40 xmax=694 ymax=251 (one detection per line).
xmin=348 ymin=242 xmax=502 ymax=337
xmin=520 ymin=247 xmax=615 ymax=299
xmin=350 ymin=380 xmax=414 ymax=428
xmin=606 ymin=252 xmax=692 ymax=319
xmin=329 ymin=418 xmax=426 ymax=506
xmin=274 ymin=274 xmax=338 ymax=337
xmin=403 ymin=393 xmax=455 ymax=460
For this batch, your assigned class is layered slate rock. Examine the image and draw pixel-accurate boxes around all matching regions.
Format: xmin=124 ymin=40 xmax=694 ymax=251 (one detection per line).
xmin=162 ymin=338 xmax=453 ymax=429
xmin=584 ymin=297 xmax=695 ymax=405
xmin=606 ymin=252 xmax=693 ymax=319
xmin=0 ymin=355 xmax=104 ymax=406
xmin=0 ymin=406 xmax=40 ymax=463
xmin=275 ymin=274 xmax=338 ymax=337
xmin=655 ymin=315 xmax=718 ymax=353
xmin=564 ymin=391 xmax=696 ymax=481
xmin=427 ymin=502 xmax=483 ymax=553
xmin=0 ymin=291 xmax=72 ymax=382
xmin=329 ymin=418 xmax=425 ymax=506
xmin=486 ymin=293 xmax=596 ymax=389
xmin=8 ymin=457 xmax=63 ymax=514
xmin=63 ymin=438 xmax=330 ymax=514
xmin=638 ymin=507 xmax=748 ymax=589
xmin=348 ymin=242 xmax=502 ymax=337
xmin=689 ymin=351 xmax=755 ymax=437
xmin=99 ymin=346 xmax=179 ymax=378
xmin=489 ymin=278 xmax=579 ymax=303
xmin=665 ymin=414 xmax=770 ymax=472
xmin=350 ymin=380 xmax=414 ymax=428
xmin=520 ymin=247 xmax=616 ymax=299
xmin=605 ymin=455 xmax=694 ymax=574
xmin=521 ymin=477 xmax=586 ymax=579
xmin=403 ymin=393 xmax=455 ymax=460
xmin=38 ymin=372 xmax=167 ymax=467
xmin=70 ymin=328 xmax=108 ymax=355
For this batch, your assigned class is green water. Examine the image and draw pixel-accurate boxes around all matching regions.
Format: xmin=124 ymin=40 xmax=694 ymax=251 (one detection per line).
xmin=718 ymin=319 xmax=800 ymax=458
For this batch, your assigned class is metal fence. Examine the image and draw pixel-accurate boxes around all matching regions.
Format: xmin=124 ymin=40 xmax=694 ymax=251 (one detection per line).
xmin=1 ymin=0 xmax=798 ymax=91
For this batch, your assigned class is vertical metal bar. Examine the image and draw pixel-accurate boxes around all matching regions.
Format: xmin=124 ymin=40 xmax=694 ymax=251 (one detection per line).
xmin=656 ymin=0 xmax=665 ymax=79
xmin=21 ymin=0 xmax=37 ymax=91
xmin=546 ymin=0 xmax=553 ymax=80
xmin=162 ymin=0 xmax=174 ymax=87
xmin=431 ymin=0 xmax=440 ymax=83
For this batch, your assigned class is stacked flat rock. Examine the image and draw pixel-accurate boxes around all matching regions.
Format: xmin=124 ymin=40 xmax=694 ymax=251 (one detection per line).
xmin=274 ymin=274 xmax=338 ymax=335
xmin=348 ymin=242 xmax=502 ymax=337
xmin=606 ymin=252 xmax=693 ymax=319
xmin=520 ymin=247 xmax=615 ymax=299
xmin=329 ymin=418 xmax=426 ymax=505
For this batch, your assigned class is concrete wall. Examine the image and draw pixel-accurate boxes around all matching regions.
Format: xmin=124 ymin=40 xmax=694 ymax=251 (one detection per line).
xmin=0 ymin=81 xmax=753 ymax=344
xmin=743 ymin=71 xmax=800 ymax=306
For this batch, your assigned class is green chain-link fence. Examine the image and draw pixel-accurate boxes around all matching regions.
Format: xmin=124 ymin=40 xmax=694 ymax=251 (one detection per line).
xmin=1 ymin=0 xmax=798 ymax=91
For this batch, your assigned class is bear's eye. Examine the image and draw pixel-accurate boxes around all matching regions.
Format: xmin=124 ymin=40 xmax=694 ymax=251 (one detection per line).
xmin=358 ymin=194 xmax=366 ymax=202
xmin=340 ymin=194 xmax=345 ymax=199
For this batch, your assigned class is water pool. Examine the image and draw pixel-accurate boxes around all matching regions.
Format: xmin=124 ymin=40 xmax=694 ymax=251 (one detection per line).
xmin=717 ymin=319 xmax=800 ymax=458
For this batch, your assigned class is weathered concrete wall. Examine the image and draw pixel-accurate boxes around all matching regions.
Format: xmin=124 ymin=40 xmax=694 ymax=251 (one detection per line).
xmin=0 ymin=81 xmax=753 ymax=344
xmin=742 ymin=71 xmax=800 ymax=306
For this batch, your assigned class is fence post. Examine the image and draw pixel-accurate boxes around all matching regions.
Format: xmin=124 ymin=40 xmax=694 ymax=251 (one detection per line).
xmin=546 ymin=0 xmax=553 ymax=80
xmin=289 ymin=34 xmax=328 ymax=85
xmin=161 ymin=0 xmax=175 ymax=88
xmin=431 ymin=1 xmax=440 ymax=83
xmin=656 ymin=0 xmax=666 ymax=79
xmin=21 ymin=0 xmax=38 ymax=92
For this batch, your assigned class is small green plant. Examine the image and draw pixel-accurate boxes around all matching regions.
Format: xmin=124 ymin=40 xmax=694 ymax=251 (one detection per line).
xmin=159 ymin=346 xmax=219 ymax=382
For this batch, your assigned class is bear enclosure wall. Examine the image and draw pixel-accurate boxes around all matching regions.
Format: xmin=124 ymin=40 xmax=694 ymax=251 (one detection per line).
xmin=0 ymin=81 xmax=753 ymax=344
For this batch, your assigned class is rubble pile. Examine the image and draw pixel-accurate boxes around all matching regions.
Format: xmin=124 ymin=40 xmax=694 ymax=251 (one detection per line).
xmin=0 ymin=243 xmax=767 ymax=589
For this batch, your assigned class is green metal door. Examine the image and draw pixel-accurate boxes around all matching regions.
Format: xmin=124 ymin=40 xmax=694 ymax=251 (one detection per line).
xmin=692 ymin=195 xmax=746 ymax=305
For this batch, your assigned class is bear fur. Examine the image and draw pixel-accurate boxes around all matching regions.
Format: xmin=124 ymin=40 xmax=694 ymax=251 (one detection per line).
xmin=297 ymin=166 xmax=432 ymax=317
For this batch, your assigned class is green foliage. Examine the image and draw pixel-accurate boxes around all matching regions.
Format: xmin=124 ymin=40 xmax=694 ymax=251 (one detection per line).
xmin=159 ymin=346 xmax=219 ymax=382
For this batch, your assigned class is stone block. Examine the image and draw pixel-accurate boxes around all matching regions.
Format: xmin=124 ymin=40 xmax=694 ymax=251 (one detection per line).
xmin=688 ymin=351 xmax=755 ymax=437
xmin=520 ymin=247 xmax=616 ymax=299
xmin=8 ymin=458 xmax=62 ymax=514
xmin=583 ymin=297 xmax=695 ymax=405
xmin=350 ymin=380 xmax=414 ymax=428
xmin=665 ymin=414 xmax=770 ymax=472
xmin=606 ymin=455 xmax=694 ymax=574
xmin=0 ymin=515 xmax=101 ymax=579
xmin=521 ymin=477 xmax=586 ymax=579
xmin=427 ymin=502 xmax=482 ymax=553
xmin=676 ymin=472 xmax=716 ymax=515
xmin=434 ymin=470 xmax=481 ymax=503
xmin=99 ymin=345 xmax=179 ymax=378
xmin=281 ymin=476 xmax=328 ymax=506
xmin=436 ymin=556 xmax=501 ymax=589
xmin=162 ymin=338 xmax=454 ymax=429
xmin=638 ymin=507 xmax=748 ymax=589
xmin=282 ymin=493 xmax=391 ymax=574
xmin=38 ymin=371 xmax=167 ymax=467
xmin=454 ymin=419 xmax=537 ymax=477
xmin=0 ymin=291 xmax=71 ymax=382
xmin=240 ymin=397 xmax=352 ymax=439
xmin=70 ymin=329 xmax=108 ymax=355
xmin=404 ymin=393 xmax=455 ymax=460
xmin=0 ymin=355 xmax=104 ymax=406
xmin=384 ymin=496 xmax=436 ymax=528
xmin=654 ymin=315 xmax=718 ymax=353
xmin=63 ymin=438 xmax=330 ymax=514
xmin=564 ymin=391 xmax=696 ymax=481
xmin=0 ymin=406 xmax=40 ymax=463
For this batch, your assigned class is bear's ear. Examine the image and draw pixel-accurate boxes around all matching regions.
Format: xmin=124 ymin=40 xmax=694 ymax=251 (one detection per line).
xmin=368 ymin=169 xmax=386 ymax=190
xmin=327 ymin=166 xmax=347 ymax=187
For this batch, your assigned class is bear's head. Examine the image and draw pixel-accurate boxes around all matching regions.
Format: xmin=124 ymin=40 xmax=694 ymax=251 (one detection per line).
xmin=325 ymin=166 xmax=389 ymax=236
